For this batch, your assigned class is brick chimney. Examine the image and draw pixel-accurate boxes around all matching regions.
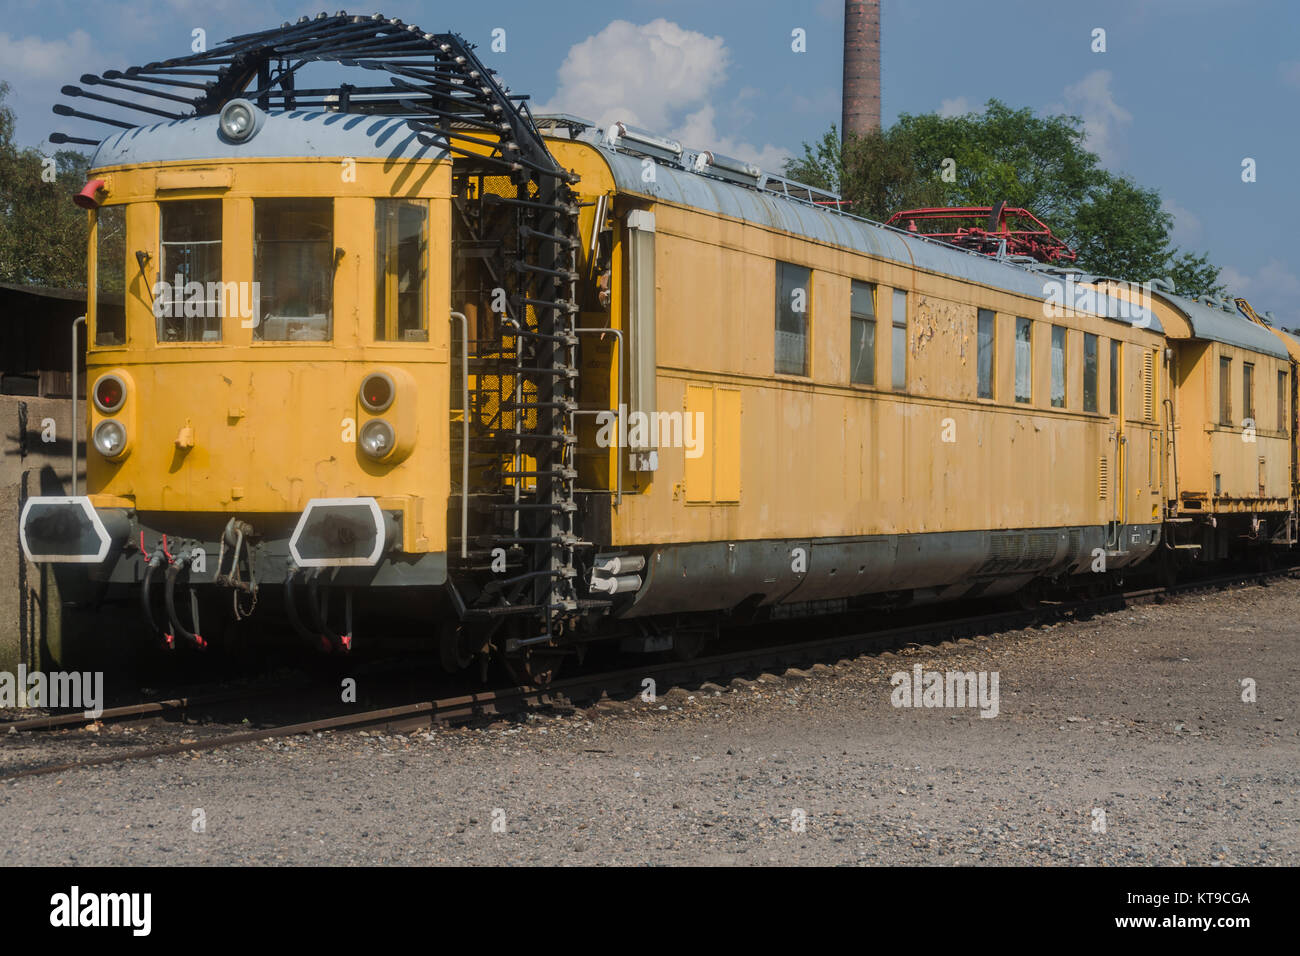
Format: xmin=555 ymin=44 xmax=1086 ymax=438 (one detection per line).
xmin=842 ymin=0 xmax=881 ymax=140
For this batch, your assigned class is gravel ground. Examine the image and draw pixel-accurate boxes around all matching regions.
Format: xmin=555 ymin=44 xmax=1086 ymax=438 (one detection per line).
xmin=2 ymin=580 xmax=1298 ymax=865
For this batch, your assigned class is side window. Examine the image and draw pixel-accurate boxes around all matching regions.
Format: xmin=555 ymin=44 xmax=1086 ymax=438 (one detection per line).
xmin=1219 ymin=356 xmax=1232 ymax=426
xmin=1279 ymin=370 xmax=1289 ymax=436
xmin=375 ymin=199 xmax=428 ymax=341
xmin=976 ymin=308 xmax=995 ymax=399
xmin=158 ymin=200 xmax=222 ymax=342
xmin=891 ymin=288 xmax=907 ymax=389
xmin=775 ymin=262 xmax=811 ymax=376
xmin=1083 ymin=332 xmax=1098 ymax=412
xmin=254 ymin=198 xmax=333 ymax=341
xmin=1050 ymin=324 xmax=1066 ymax=408
xmin=1109 ymin=339 xmax=1120 ymax=415
xmin=94 ymin=205 xmax=126 ymax=346
xmin=849 ymin=280 xmax=876 ymax=385
xmin=1014 ymin=317 xmax=1032 ymax=403
xmin=1243 ymin=362 xmax=1255 ymax=425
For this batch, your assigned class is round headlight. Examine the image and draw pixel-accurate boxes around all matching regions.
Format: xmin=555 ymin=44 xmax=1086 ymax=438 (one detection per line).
xmin=359 ymin=372 xmax=395 ymax=413
xmin=359 ymin=418 xmax=395 ymax=461
xmin=93 ymin=374 xmax=126 ymax=413
xmin=218 ymin=99 xmax=258 ymax=143
xmin=93 ymin=419 xmax=128 ymax=458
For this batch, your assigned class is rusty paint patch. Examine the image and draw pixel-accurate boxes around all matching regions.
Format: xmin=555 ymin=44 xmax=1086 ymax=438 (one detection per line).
xmin=912 ymin=296 xmax=975 ymax=364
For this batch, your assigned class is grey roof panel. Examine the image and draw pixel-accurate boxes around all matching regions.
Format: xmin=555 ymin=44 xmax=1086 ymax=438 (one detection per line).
xmin=597 ymin=146 xmax=1162 ymax=332
xmin=1157 ymin=292 xmax=1287 ymax=358
xmin=90 ymin=110 xmax=447 ymax=168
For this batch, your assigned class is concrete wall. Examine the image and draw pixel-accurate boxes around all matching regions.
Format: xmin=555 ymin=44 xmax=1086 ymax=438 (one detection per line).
xmin=1 ymin=394 xmax=85 ymax=670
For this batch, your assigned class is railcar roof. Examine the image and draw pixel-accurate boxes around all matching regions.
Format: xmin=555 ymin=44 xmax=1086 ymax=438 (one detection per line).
xmin=1158 ymin=292 xmax=1288 ymax=358
xmin=89 ymin=110 xmax=448 ymax=168
xmin=588 ymin=141 xmax=1166 ymax=334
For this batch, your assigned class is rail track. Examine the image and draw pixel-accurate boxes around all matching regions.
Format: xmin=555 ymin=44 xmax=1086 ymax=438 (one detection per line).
xmin=2 ymin=564 xmax=1293 ymax=782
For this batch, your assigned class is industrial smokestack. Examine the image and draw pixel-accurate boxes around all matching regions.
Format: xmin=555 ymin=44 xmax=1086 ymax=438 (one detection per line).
xmin=842 ymin=0 xmax=881 ymax=141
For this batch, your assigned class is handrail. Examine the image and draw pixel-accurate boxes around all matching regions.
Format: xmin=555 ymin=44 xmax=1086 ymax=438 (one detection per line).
xmin=70 ymin=315 xmax=85 ymax=495
xmin=450 ymin=311 xmax=470 ymax=559
xmin=1162 ymin=397 xmax=1179 ymax=515
xmin=573 ymin=326 xmax=623 ymax=507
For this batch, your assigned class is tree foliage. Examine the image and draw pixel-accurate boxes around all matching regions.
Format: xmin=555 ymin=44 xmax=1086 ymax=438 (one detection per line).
xmin=786 ymin=101 xmax=1224 ymax=298
xmin=0 ymin=80 xmax=91 ymax=289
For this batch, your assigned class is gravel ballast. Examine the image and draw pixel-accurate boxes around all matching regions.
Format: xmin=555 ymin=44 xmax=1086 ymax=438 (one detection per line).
xmin=2 ymin=580 xmax=1297 ymax=865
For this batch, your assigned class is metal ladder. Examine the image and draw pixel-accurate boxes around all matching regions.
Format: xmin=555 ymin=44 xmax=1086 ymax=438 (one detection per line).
xmin=451 ymin=162 xmax=587 ymax=637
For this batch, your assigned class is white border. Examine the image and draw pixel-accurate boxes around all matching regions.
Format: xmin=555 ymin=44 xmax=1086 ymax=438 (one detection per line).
xmin=288 ymin=497 xmax=386 ymax=568
xmin=19 ymin=496 xmax=112 ymax=563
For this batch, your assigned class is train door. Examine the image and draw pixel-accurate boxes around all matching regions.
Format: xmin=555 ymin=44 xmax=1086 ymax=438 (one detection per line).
xmin=1107 ymin=337 xmax=1126 ymax=552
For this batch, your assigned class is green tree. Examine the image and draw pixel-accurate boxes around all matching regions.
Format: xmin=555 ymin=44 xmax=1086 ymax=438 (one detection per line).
xmin=0 ymin=79 xmax=91 ymax=288
xmin=786 ymin=100 xmax=1225 ymax=298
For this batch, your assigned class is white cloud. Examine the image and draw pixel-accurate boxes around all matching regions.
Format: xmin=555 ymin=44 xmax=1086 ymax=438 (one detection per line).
xmin=0 ymin=29 xmax=94 ymax=81
xmin=1161 ymin=198 xmax=1201 ymax=245
xmin=539 ymin=19 xmax=729 ymax=131
xmin=1219 ymin=259 xmax=1300 ymax=316
xmin=938 ymin=96 xmax=972 ymax=118
xmin=1059 ymin=69 xmax=1133 ymax=165
xmin=538 ymin=18 xmax=789 ymax=170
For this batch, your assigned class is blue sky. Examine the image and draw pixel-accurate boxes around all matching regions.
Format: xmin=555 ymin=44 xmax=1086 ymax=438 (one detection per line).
xmin=3 ymin=0 xmax=1297 ymax=310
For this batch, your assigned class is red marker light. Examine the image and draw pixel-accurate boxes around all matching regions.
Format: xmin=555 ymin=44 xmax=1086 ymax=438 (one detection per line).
xmin=93 ymin=375 xmax=125 ymax=413
xmin=359 ymin=372 xmax=394 ymax=413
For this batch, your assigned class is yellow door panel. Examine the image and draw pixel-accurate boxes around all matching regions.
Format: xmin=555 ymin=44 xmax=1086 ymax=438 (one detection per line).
xmin=684 ymin=383 xmax=713 ymax=503
xmin=715 ymin=387 xmax=742 ymax=502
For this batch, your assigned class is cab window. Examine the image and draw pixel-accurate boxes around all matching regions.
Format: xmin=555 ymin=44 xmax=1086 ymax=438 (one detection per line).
xmin=94 ymin=205 xmax=126 ymax=346
xmin=158 ymin=199 xmax=222 ymax=342
xmin=374 ymin=199 xmax=428 ymax=341
xmin=254 ymin=198 xmax=333 ymax=341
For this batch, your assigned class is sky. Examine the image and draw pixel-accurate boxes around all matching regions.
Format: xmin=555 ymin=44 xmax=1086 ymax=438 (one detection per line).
xmin=2 ymin=0 xmax=1297 ymax=312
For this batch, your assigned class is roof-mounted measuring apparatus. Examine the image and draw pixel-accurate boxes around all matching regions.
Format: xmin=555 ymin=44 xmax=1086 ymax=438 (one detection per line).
xmin=605 ymin=122 xmax=683 ymax=164
xmin=761 ymin=172 xmax=845 ymax=208
xmin=692 ymin=150 xmax=762 ymax=188
xmin=534 ymin=114 xmax=596 ymax=138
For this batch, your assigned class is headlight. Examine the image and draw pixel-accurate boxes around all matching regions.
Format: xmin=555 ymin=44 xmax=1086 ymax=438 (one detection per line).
xmin=218 ymin=99 xmax=259 ymax=143
xmin=93 ymin=374 xmax=126 ymax=413
xmin=93 ymin=419 xmax=128 ymax=458
xmin=359 ymin=419 xmax=395 ymax=461
xmin=359 ymin=372 xmax=395 ymax=413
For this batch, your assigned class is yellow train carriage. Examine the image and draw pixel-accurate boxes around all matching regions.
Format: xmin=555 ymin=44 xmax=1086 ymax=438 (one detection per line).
xmin=1140 ymin=286 xmax=1293 ymax=560
xmin=543 ymin=126 xmax=1168 ymax=618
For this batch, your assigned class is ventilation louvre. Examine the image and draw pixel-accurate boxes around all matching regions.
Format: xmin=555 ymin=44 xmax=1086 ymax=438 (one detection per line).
xmin=1143 ymin=351 xmax=1155 ymax=420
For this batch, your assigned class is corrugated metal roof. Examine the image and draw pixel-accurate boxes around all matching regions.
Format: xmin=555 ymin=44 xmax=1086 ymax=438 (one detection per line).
xmin=90 ymin=110 xmax=447 ymax=168
xmin=1156 ymin=292 xmax=1287 ymax=358
xmin=593 ymin=145 xmax=1163 ymax=333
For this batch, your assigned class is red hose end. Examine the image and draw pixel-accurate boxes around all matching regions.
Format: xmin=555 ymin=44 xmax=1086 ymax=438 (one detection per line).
xmin=74 ymin=178 xmax=107 ymax=210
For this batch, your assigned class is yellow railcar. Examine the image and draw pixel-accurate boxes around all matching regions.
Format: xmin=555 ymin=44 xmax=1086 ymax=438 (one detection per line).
xmin=21 ymin=15 xmax=1294 ymax=679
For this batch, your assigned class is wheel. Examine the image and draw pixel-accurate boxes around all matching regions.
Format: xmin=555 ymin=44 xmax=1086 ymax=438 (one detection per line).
xmin=670 ymin=625 xmax=712 ymax=661
xmin=502 ymin=649 xmax=565 ymax=686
